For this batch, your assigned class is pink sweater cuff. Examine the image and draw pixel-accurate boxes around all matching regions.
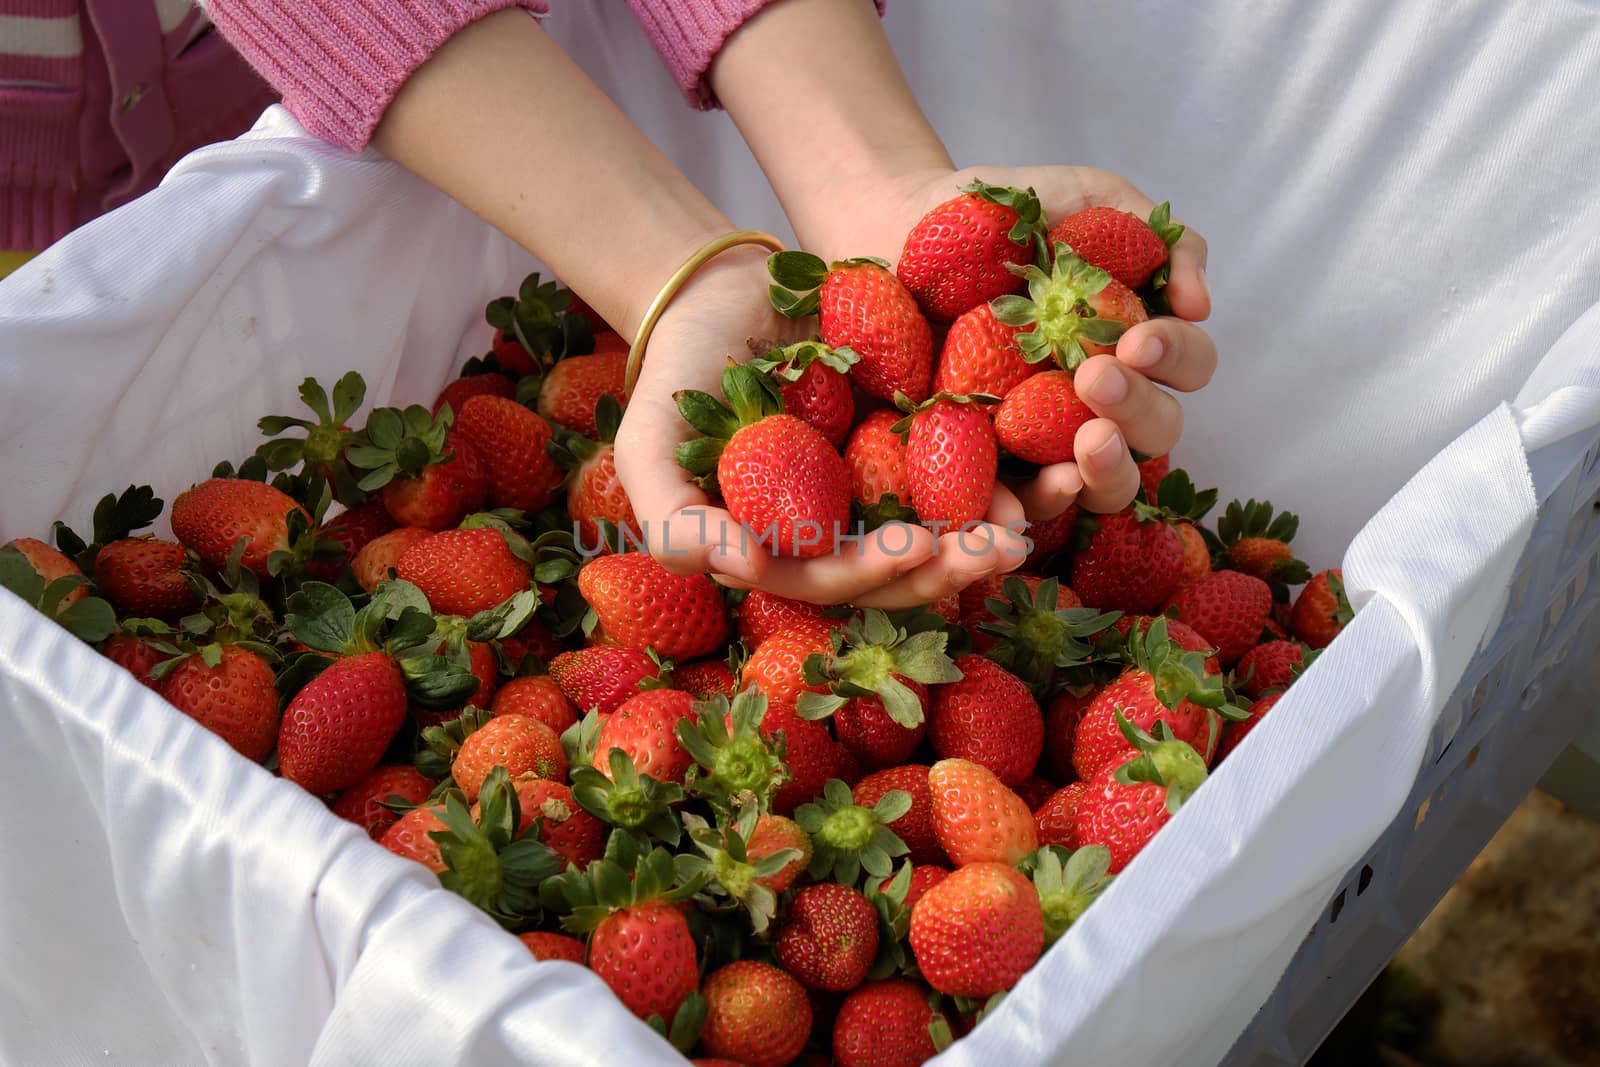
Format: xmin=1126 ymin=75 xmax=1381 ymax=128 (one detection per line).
xmin=629 ymin=0 xmax=887 ymax=110
xmin=205 ymin=0 xmax=549 ymax=152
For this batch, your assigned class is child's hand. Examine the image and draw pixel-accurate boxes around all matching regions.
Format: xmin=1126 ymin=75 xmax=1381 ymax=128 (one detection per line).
xmin=612 ymin=245 xmax=1029 ymax=607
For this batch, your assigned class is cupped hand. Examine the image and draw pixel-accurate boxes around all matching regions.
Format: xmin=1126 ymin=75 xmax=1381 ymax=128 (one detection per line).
xmin=611 ymin=245 xmax=1029 ymax=609
xmin=812 ymin=164 xmax=1216 ymax=521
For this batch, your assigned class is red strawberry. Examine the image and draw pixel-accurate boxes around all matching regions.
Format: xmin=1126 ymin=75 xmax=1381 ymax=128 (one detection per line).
xmin=1217 ymin=689 xmax=1285 ymax=761
xmin=1213 ymin=498 xmax=1313 ymax=597
xmin=332 ymin=764 xmax=435 ymax=839
xmin=553 ymin=402 xmax=641 ymax=555
xmin=490 ymin=674 xmax=578 ymax=734
xmin=994 ymin=369 xmax=1097 ymax=465
xmin=377 ymin=430 xmax=489 ymax=531
xmin=547 ymin=645 xmax=664 ymax=716
xmin=1176 ymin=522 xmax=1211 ymax=586
xmin=904 ymin=864 xmax=950 ymax=912
xmin=843 ymin=408 xmax=912 ymax=511
xmin=517 ymin=931 xmax=586 ymax=964
xmin=677 ymin=364 xmax=852 ymax=559
xmin=748 ymin=814 xmax=812 ymax=892
xmin=1070 ymin=507 xmax=1184 ymax=613
xmin=94 ymin=537 xmax=199 ymax=618
xmin=1292 ymin=569 xmax=1353 ymax=649
xmin=932 ymin=303 xmax=1036 ymax=396
xmin=763 ymin=700 xmax=846 ymax=815
xmin=351 ymin=526 xmax=432 ymax=592
xmin=832 ymin=979 xmax=941 ymax=1067
xmin=835 ymin=686 xmax=927 ymax=770
xmin=432 ymin=372 xmax=514 ymax=417
xmin=496 ymin=618 xmax=563 ymax=666
xmin=589 ymin=899 xmax=700 ymax=1021
xmin=158 ymin=646 xmax=280 ymax=762
xmin=1166 ymin=569 xmax=1274 ymax=667
xmin=278 ymin=651 xmax=408 ymax=796
xmin=1234 ymin=640 xmax=1305 ymax=699
xmin=770 ymin=252 xmax=934 ymax=402
xmin=395 ymin=528 xmax=531 ymax=617
xmin=577 ymin=552 xmax=727 ymax=661
xmin=700 ymin=960 xmax=813 ymax=1067
xmin=928 ymin=656 xmax=1042 ymax=787
xmin=455 ymin=394 xmax=564 ymax=514
xmin=897 ymin=181 xmax=1043 ymax=323
xmin=735 ymin=589 xmax=829 ymax=648
xmin=853 ymin=764 xmax=944 ymax=866
xmin=5 ymin=537 xmax=86 ymax=604
xmin=1074 ymin=714 xmax=1208 ymax=872
xmin=1015 ymin=774 xmax=1057 ymax=812
xmin=672 ymin=658 xmax=737 ymax=700
xmin=1035 ymin=781 xmax=1089 ymax=849
xmin=927 ymin=758 xmax=1038 ymax=865
xmin=1024 ymin=503 xmax=1079 ymax=568
xmin=171 ymin=479 xmax=308 ymax=579
xmin=775 ymin=882 xmax=880 ymax=991
xmin=493 ymin=776 xmax=603 ymax=869
xmin=901 ymin=396 xmax=998 ymax=530
xmin=1138 ymin=453 xmax=1170 ymax=503
xmin=307 ymin=502 xmax=397 ymax=584
xmin=1082 ymin=276 xmax=1148 ymax=356
xmin=742 ymin=618 xmax=837 ymax=706
xmin=1113 ymin=614 xmax=1222 ymax=676
xmin=379 ymin=805 xmax=448 ymax=872
xmin=1043 ymin=687 xmax=1096 ymax=782
xmin=537 ymin=351 xmax=625 ymax=438
xmin=452 ymin=714 xmax=567 ymax=801
xmin=1048 ymin=202 xmax=1183 ymax=291
xmin=490 ymin=327 xmax=539 ymax=378
xmin=991 ymin=246 xmax=1145 ymax=370
xmin=103 ymin=634 xmax=164 ymax=688
xmin=751 ymin=339 xmax=858 ymax=448
xmin=908 ymin=861 xmax=1044 ymax=997
xmin=1072 ymin=667 xmax=1217 ymax=782
xmin=592 ymin=687 xmax=696 ymax=784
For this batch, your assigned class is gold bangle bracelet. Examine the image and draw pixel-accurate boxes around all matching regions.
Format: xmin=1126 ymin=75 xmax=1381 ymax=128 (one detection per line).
xmin=626 ymin=229 xmax=787 ymax=398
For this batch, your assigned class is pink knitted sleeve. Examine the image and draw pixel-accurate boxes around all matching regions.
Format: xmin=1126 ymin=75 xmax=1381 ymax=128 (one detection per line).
xmin=627 ymin=0 xmax=887 ymax=109
xmin=204 ymin=1 xmax=549 ymax=152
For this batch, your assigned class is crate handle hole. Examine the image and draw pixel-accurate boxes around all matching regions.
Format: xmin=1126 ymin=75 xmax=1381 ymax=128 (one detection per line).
xmin=1357 ymin=864 xmax=1375 ymax=896
xmin=1330 ymin=889 xmax=1347 ymax=923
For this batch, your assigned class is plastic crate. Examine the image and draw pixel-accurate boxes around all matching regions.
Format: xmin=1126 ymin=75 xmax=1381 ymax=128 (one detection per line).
xmin=1223 ymin=431 xmax=1600 ymax=1065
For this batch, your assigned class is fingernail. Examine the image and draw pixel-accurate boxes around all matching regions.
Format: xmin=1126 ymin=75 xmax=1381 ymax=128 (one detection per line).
xmin=708 ymin=544 xmax=756 ymax=584
xmin=1124 ymin=335 xmax=1165 ymax=370
xmin=1085 ymin=364 xmax=1128 ymax=405
xmin=1086 ymin=426 xmax=1124 ymax=467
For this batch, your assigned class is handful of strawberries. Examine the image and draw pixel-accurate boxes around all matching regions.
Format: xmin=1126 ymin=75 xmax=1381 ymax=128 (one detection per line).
xmin=0 ymin=182 xmax=1356 ymax=1065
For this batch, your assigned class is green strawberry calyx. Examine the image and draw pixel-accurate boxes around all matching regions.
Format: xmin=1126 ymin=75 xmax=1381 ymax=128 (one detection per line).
xmin=797 ymin=607 xmax=963 ymax=727
xmin=345 ymin=402 xmax=456 ymax=493
xmin=794 ymin=778 xmax=911 ymax=886
xmin=544 ymin=836 xmax=708 ymax=934
xmin=990 ymin=242 xmax=1128 ymax=370
xmin=1210 ymin=496 xmax=1313 ymax=590
xmin=672 ymin=363 xmax=787 ymax=488
xmin=484 ymin=270 xmax=592 ymax=372
xmin=979 ymin=577 xmax=1122 ymax=698
xmin=568 ymin=741 xmax=687 ymax=847
xmin=51 ymin=483 xmax=163 ymax=571
xmin=0 ymin=545 xmax=117 ymax=644
xmin=766 ymin=251 xmax=891 ymax=319
xmin=862 ymin=861 xmax=917 ymax=980
xmin=675 ymin=687 xmax=788 ymax=812
xmin=255 ymin=372 xmax=369 ymax=508
xmin=888 ymin=390 xmax=1001 ymax=439
xmin=545 ymin=394 xmax=624 ymax=476
xmin=1326 ymin=571 xmax=1356 ymax=626
xmin=1145 ymin=202 xmax=1186 ymax=290
xmin=1022 ymin=844 xmax=1113 ymax=943
xmin=677 ymin=804 xmax=802 ymax=936
xmin=1123 ymin=616 xmax=1245 ymax=720
xmin=748 ymin=338 xmax=861 ymax=381
xmin=431 ymin=766 xmax=564 ymax=929
xmin=961 ymin=179 xmax=1048 ymax=249
xmin=1113 ymin=712 xmax=1209 ymax=813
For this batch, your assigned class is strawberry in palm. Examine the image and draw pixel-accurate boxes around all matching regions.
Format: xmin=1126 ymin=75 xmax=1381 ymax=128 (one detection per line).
xmin=932 ymin=302 xmax=1037 ymax=396
xmin=894 ymin=394 xmax=998 ymax=530
xmin=990 ymin=242 xmax=1147 ymax=371
xmin=749 ymin=339 xmax=859 ymax=448
xmin=1048 ymin=201 xmax=1185 ymax=291
xmin=993 ymin=369 xmax=1097 ymax=465
xmin=676 ymin=363 xmax=852 ymax=559
xmin=897 ymin=179 xmax=1047 ymax=322
xmin=842 ymin=408 xmax=915 ymax=523
xmin=768 ymin=252 xmax=934 ymax=403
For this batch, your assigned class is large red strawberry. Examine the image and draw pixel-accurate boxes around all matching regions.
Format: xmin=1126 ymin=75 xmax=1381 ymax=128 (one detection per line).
xmin=928 ymin=656 xmax=1042 ymax=787
xmin=452 ymin=714 xmax=567 ymax=801
xmin=351 ymin=526 xmax=431 ymax=592
xmin=455 ymin=394 xmax=564 ymax=515
xmin=926 ymin=758 xmax=1038 ymax=865
xmin=991 ymin=245 xmax=1144 ymax=370
xmin=742 ymin=618 xmax=838 ymax=706
xmin=736 ymin=589 xmax=831 ymax=648
xmin=1070 ymin=507 xmax=1184 ymax=613
xmin=171 ymin=478 xmax=308 ymax=579
xmin=432 ymin=371 xmax=515 ymax=417
xmin=769 ymin=252 xmax=933 ymax=402
xmin=1048 ymin=202 xmax=1184 ymax=291
xmin=1234 ymin=640 xmax=1306 ymax=699
xmin=898 ymin=395 xmax=997 ymax=530
xmin=158 ymin=645 xmax=279 ymax=762
xmin=908 ymin=861 xmax=1044 ymax=997
xmin=832 ymin=979 xmax=942 ymax=1067
xmin=547 ymin=645 xmax=664 ymax=715
xmin=537 ymin=350 xmax=626 ymax=438
xmin=332 ymin=764 xmax=435 ymax=839
xmin=676 ymin=363 xmax=852 ymax=559
xmin=897 ymin=180 xmax=1044 ymax=322
xmin=395 ymin=527 xmax=531 ymax=617
xmin=278 ymin=651 xmax=408 ymax=796
xmin=95 ymin=537 xmax=199 ymax=618
xmin=699 ymin=960 xmax=813 ymax=1067
xmin=852 ymin=764 xmax=944 ymax=866
xmin=377 ymin=429 xmax=488 ymax=530
xmin=1292 ymin=569 xmax=1353 ymax=648
xmin=751 ymin=340 xmax=858 ymax=448
xmin=1035 ymin=781 xmax=1089 ymax=849
xmin=577 ymin=552 xmax=727 ymax=661
xmin=490 ymin=674 xmax=578 ymax=734
xmin=775 ymin=882 xmax=880 ymax=992
xmin=994 ymin=369 xmax=1097 ymax=465
xmin=1165 ymin=569 xmax=1274 ymax=667
xmin=843 ymin=408 xmax=912 ymax=514
xmin=932 ymin=302 xmax=1037 ymax=396
xmin=379 ymin=806 xmax=449 ymax=872
xmin=589 ymin=898 xmax=700 ymax=1021
xmin=592 ymin=687 xmax=696 ymax=784
xmin=1074 ymin=713 xmax=1209 ymax=872
xmin=307 ymin=501 xmax=397 ymax=584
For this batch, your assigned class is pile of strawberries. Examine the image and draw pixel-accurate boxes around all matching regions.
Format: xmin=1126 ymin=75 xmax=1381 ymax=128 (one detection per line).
xmin=0 ymin=182 xmax=1356 ymax=1066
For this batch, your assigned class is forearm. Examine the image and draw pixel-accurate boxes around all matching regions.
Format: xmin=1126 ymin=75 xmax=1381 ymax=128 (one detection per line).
xmin=373 ymin=10 xmax=734 ymax=337
xmin=710 ymin=0 xmax=952 ymax=260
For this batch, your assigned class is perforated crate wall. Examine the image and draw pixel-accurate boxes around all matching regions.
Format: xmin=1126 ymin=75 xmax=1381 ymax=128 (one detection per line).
xmin=1223 ymin=435 xmax=1600 ymax=1067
